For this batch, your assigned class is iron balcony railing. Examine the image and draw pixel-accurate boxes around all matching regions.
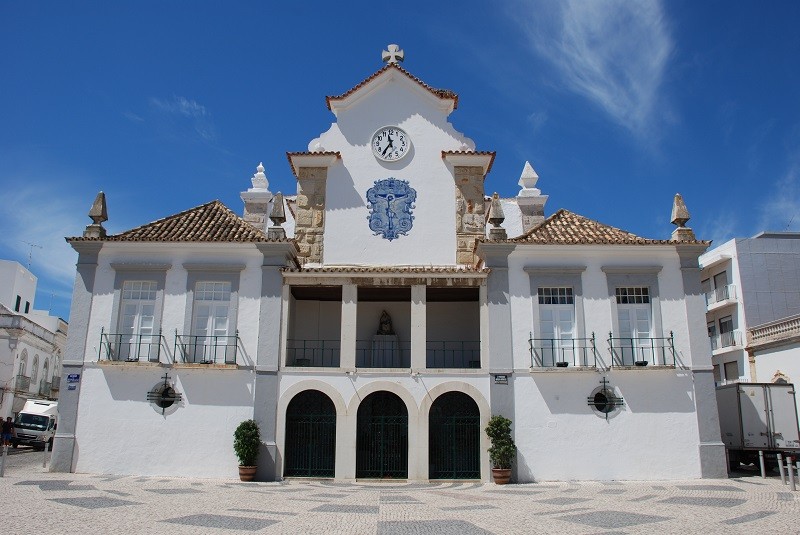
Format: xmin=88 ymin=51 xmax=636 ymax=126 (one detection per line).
xmin=529 ymin=333 xmax=598 ymax=368
xmin=15 ymin=375 xmax=30 ymax=391
xmin=607 ymin=332 xmax=676 ymax=367
xmin=710 ymin=330 xmax=743 ymax=351
xmin=356 ymin=339 xmax=410 ymax=368
xmin=176 ymin=330 xmax=239 ymax=365
xmin=426 ymin=341 xmax=481 ymax=368
xmin=287 ymin=339 xmax=341 ymax=367
xmin=99 ymin=328 xmax=164 ymax=362
xmin=38 ymin=379 xmax=51 ymax=397
xmin=705 ymin=284 xmax=736 ymax=306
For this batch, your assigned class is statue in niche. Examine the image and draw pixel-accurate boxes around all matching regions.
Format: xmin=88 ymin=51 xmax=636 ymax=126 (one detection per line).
xmin=377 ymin=310 xmax=395 ymax=335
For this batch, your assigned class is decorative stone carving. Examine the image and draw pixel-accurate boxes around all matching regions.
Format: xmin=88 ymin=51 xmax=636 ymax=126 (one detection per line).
xmin=670 ymin=193 xmax=697 ymax=241
xmin=454 ymin=166 xmax=486 ymax=265
xmin=377 ymin=310 xmax=395 ymax=335
xmin=83 ymin=191 xmax=108 ymax=238
xmin=294 ymin=167 xmax=328 ymax=264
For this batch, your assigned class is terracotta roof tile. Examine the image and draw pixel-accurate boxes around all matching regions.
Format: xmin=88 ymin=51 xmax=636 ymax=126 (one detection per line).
xmin=326 ymin=64 xmax=458 ymax=110
xmin=501 ymin=209 xmax=709 ymax=245
xmin=69 ymin=200 xmax=293 ymax=243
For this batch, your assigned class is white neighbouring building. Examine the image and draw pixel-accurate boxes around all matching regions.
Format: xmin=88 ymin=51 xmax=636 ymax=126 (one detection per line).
xmin=52 ymin=48 xmax=727 ymax=482
xmin=0 ymin=260 xmax=67 ymax=418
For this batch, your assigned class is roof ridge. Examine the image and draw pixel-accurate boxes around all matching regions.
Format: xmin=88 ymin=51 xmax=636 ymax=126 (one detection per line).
xmin=112 ymin=199 xmax=226 ymax=238
xmin=326 ymin=63 xmax=458 ymax=110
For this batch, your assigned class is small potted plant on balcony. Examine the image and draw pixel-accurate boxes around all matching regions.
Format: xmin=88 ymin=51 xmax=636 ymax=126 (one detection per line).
xmin=233 ymin=419 xmax=261 ymax=481
xmin=486 ymin=415 xmax=516 ymax=485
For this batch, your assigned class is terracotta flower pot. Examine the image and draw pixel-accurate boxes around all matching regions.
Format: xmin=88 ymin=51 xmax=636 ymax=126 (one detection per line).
xmin=491 ymin=468 xmax=511 ymax=485
xmin=238 ymin=465 xmax=257 ymax=481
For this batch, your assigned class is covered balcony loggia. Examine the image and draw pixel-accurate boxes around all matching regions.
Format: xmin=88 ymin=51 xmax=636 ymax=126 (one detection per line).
xmin=284 ymin=281 xmax=483 ymax=370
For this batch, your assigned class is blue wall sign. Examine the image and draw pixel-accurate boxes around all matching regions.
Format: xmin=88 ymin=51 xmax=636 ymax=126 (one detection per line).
xmin=366 ymin=178 xmax=417 ymax=241
xmin=67 ymin=374 xmax=81 ymax=383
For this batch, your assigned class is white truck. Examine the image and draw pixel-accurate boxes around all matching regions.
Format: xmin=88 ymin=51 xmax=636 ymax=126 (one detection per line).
xmin=12 ymin=399 xmax=57 ymax=451
xmin=716 ymin=382 xmax=800 ymax=471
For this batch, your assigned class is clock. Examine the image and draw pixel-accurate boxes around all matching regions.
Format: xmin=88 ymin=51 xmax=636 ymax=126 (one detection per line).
xmin=371 ymin=126 xmax=410 ymax=162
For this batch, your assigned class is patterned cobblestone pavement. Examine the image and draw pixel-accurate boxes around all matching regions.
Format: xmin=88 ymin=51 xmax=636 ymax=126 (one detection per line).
xmin=1 ymin=450 xmax=798 ymax=534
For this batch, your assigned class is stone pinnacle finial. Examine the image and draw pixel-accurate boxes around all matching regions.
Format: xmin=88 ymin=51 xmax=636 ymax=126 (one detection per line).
xmin=488 ymin=192 xmax=507 ymax=241
xmin=518 ymin=161 xmax=540 ymax=191
xmin=83 ymin=191 xmax=108 ymax=238
xmin=382 ymin=44 xmax=404 ymax=64
xmin=670 ymin=193 xmax=696 ymax=241
xmin=251 ymin=162 xmax=269 ymax=191
xmin=267 ymin=192 xmax=287 ymax=240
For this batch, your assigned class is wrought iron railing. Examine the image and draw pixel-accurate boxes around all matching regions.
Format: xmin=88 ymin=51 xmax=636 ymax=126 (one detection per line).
xmin=710 ymin=330 xmax=742 ymax=351
xmin=426 ymin=341 xmax=480 ymax=368
xmin=286 ymin=339 xmax=341 ymax=367
xmin=356 ymin=338 xmax=410 ymax=368
xmin=176 ymin=331 xmax=239 ymax=365
xmin=705 ymin=284 xmax=736 ymax=306
xmin=607 ymin=332 xmax=676 ymax=367
xmin=529 ymin=334 xmax=598 ymax=368
xmin=38 ymin=380 xmax=51 ymax=397
xmin=99 ymin=328 xmax=165 ymax=362
xmin=15 ymin=375 xmax=30 ymax=391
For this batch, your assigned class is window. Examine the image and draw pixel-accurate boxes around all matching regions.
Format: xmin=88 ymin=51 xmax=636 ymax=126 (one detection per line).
xmin=713 ymin=271 xmax=728 ymax=290
xmin=701 ymin=278 xmax=711 ymax=295
xmin=24 ymin=301 xmax=30 ymax=313
xmin=537 ymin=287 xmax=575 ymax=365
xmin=19 ymin=350 xmax=28 ymax=376
xmin=713 ymin=364 xmax=721 ymax=384
xmin=118 ymin=281 xmax=158 ymax=360
xmin=42 ymin=359 xmax=49 ymax=382
xmin=719 ymin=316 xmax=733 ymax=334
xmin=723 ymin=360 xmax=739 ymax=383
xmin=14 ymin=295 xmax=21 ymax=312
xmin=190 ymin=281 xmax=233 ymax=363
xmin=615 ymin=287 xmax=652 ymax=364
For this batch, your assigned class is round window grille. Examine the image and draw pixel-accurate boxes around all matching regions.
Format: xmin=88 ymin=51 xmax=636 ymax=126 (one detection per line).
xmin=587 ymin=378 xmax=623 ymax=419
xmin=146 ymin=373 xmax=182 ymax=414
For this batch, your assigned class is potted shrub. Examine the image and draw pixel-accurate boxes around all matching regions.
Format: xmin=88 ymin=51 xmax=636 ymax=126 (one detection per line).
xmin=486 ymin=415 xmax=516 ymax=484
xmin=233 ymin=419 xmax=261 ymax=481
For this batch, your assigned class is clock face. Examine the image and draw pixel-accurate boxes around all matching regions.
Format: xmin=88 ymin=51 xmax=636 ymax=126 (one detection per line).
xmin=371 ymin=126 xmax=410 ymax=162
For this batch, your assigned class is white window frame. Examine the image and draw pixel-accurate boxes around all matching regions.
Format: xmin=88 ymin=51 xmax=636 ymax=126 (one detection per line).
xmin=118 ymin=280 xmax=158 ymax=361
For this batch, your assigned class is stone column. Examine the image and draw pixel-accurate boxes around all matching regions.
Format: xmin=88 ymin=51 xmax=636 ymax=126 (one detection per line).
xmin=50 ymin=242 xmax=102 ymax=473
xmin=410 ymin=285 xmax=427 ymax=370
xmin=340 ymin=284 xmax=357 ymax=370
xmin=294 ymin=167 xmax=328 ymax=265
xmin=454 ymin=166 xmax=487 ymax=265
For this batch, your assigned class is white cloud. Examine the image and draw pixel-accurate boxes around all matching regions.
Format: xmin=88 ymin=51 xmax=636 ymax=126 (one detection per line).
xmin=758 ymin=164 xmax=800 ymax=232
xmin=515 ymin=0 xmax=673 ymax=135
xmin=149 ymin=96 xmax=217 ymax=141
xmin=0 ymin=186 xmax=83 ymax=285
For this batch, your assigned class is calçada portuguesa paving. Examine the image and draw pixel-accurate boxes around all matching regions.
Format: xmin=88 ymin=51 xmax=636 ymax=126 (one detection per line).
xmin=1 ymin=449 xmax=798 ymax=534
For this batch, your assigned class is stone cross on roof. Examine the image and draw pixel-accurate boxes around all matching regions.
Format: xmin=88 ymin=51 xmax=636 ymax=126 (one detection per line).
xmin=382 ymin=44 xmax=404 ymax=64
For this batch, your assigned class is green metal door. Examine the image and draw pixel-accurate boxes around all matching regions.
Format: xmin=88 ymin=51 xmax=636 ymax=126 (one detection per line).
xmin=429 ymin=392 xmax=480 ymax=479
xmin=284 ymin=390 xmax=336 ymax=477
xmin=356 ymin=392 xmax=408 ymax=478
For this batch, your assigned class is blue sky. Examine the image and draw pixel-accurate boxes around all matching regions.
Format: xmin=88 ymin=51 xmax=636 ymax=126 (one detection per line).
xmin=2 ymin=1 xmax=799 ymax=321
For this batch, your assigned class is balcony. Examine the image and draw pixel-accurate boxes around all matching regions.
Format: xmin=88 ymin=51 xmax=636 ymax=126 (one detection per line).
xmin=529 ymin=335 xmax=598 ymax=368
xmin=704 ymin=284 xmax=737 ymax=310
xmin=710 ymin=330 xmax=743 ymax=354
xmin=176 ymin=333 xmax=240 ymax=365
xmin=607 ymin=332 xmax=676 ymax=367
xmin=287 ymin=339 xmax=340 ymax=367
xmin=15 ymin=375 xmax=30 ymax=391
xmin=38 ymin=380 xmax=51 ymax=398
xmin=100 ymin=330 xmax=165 ymax=362
xmin=426 ymin=341 xmax=481 ymax=368
xmin=356 ymin=338 xmax=410 ymax=368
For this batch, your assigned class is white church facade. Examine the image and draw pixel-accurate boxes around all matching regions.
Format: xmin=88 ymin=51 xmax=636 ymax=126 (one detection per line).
xmin=52 ymin=48 xmax=727 ymax=482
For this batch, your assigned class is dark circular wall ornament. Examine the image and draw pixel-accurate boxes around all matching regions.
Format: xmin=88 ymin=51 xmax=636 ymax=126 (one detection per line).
xmin=146 ymin=373 xmax=183 ymax=415
xmin=587 ymin=378 xmax=624 ymax=420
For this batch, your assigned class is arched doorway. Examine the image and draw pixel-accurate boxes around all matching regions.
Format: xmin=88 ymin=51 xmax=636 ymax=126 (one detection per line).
xmin=429 ymin=391 xmax=480 ymax=479
xmin=356 ymin=391 xmax=408 ymax=478
xmin=284 ymin=390 xmax=336 ymax=477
